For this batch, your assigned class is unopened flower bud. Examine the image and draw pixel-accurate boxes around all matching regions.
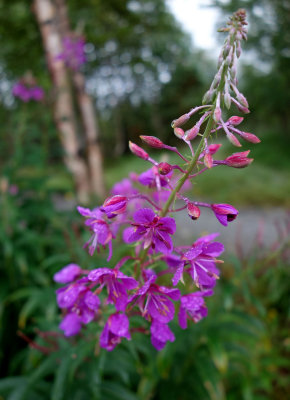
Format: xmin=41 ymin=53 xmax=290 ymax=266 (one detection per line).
xmin=204 ymin=153 xmax=213 ymax=168
xmin=239 ymin=131 xmax=261 ymax=143
xmin=208 ymin=144 xmax=222 ymax=155
xmin=241 ymin=31 xmax=247 ymax=41
xmin=214 ymin=93 xmax=221 ymax=122
xmin=129 ymin=141 xmax=149 ymax=160
xmin=223 ymin=43 xmax=230 ymax=57
xmin=236 ymin=92 xmax=248 ymax=108
xmin=217 ymin=54 xmax=224 ymax=68
xmin=234 ymin=101 xmax=250 ymax=114
xmin=225 ymin=150 xmax=253 ymax=168
xmin=212 ymin=74 xmax=221 ymax=88
xmin=158 ymin=162 xmax=173 ymax=175
xmin=224 ymin=92 xmax=231 ymax=109
xmin=202 ymin=89 xmax=214 ymax=105
xmin=101 ymin=195 xmax=128 ymax=218
xmin=171 ymin=113 xmax=190 ymax=128
xmin=173 ymin=127 xmax=185 ymax=139
xmin=226 ymin=131 xmax=242 ymax=147
xmin=187 ymin=202 xmax=201 ymax=220
xmin=236 ymin=41 xmax=242 ymax=58
xmin=230 ymin=65 xmax=237 ymax=80
xmin=211 ymin=203 xmax=239 ymax=226
xmin=184 ymin=125 xmax=199 ymax=141
xmin=140 ymin=135 xmax=164 ymax=149
xmin=214 ymin=106 xmax=222 ymax=123
xmin=226 ymin=48 xmax=233 ymax=66
xmin=227 ymin=116 xmax=244 ymax=126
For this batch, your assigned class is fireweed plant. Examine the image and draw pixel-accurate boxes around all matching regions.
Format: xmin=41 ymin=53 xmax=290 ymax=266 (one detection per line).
xmin=54 ymin=10 xmax=260 ymax=351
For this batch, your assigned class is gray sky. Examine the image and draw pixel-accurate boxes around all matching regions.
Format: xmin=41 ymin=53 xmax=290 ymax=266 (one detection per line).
xmin=167 ymin=0 xmax=219 ymax=53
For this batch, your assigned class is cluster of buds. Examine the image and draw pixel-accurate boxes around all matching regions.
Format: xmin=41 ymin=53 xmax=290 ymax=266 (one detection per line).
xmin=54 ymin=10 xmax=260 ymax=351
xmin=12 ymin=74 xmax=44 ymax=102
xmin=56 ymin=34 xmax=86 ymax=71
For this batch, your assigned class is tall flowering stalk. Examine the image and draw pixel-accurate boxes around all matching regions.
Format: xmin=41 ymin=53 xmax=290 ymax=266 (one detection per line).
xmin=54 ymin=10 xmax=260 ymax=351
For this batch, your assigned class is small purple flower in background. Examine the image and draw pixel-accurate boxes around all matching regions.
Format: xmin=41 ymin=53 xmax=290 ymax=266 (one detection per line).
xmin=100 ymin=313 xmax=131 ymax=351
xmin=111 ymin=178 xmax=138 ymax=197
xmin=53 ymin=263 xmax=83 ymax=284
xmin=12 ymin=81 xmax=44 ymax=102
xmin=138 ymin=167 xmax=170 ymax=189
xmin=12 ymin=82 xmax=30 ymax=102
xmin=123 ymin=208 xmax=176 ymax=253
xmin=172 ymin=234 xmax=224 ymax=289
xmin=56 ymin=280 xmax=100 ymax=336
xmin=59 ymin=313 xmax=82 ymax=337
xmin=57 ymin=35 xmax=86 ymax=70
xmin=150 ymin=320 xmax=175 ymax=350
xmin=29 ymin=86 xmax=44 ymax=101
xmin=178 ymin=290 xmax=213 ymax=329
xmin=8 ymin=184 xmax=19 ymax=196
xmin=211 ymin=203 xmax=239 ymax=226
xmin=88 ymin=268 xmax=138 ymax=311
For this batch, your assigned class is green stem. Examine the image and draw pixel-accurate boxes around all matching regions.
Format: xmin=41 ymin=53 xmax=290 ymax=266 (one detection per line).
xmin=160 ymin=115 xmax=215 ymax=217
xmin=137 ymin=53 xmax=231 ymax=266
xmin=138 ymin=111 xmax=215 ymax=268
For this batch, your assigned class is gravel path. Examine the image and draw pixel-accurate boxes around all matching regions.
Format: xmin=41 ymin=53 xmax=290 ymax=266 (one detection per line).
xmin=53 ymin=196 xmax=289 ymax=255
xmin=174 ymin=207 xmax=289 ymax=254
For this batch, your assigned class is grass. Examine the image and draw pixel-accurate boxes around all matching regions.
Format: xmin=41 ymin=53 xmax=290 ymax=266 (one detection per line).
xmin=104 ymin=138 xmax=290 ymax=207
xmin=13 ymin=131 xmax=289 ymax=207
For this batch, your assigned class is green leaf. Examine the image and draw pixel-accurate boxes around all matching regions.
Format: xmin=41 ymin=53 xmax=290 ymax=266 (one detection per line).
xmin=51 ymin=353 xmax=72 ymax=400
xmin=101 ymin=381 xmax=139 ymax=400
xmin=0 ymin=377 xmax=27 ymax=392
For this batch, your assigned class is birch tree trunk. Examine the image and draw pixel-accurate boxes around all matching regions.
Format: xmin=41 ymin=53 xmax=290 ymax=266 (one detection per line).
xmin=34 ymin=0 xmax=90 ymax=204
xmin=55 ymin=0 xmax=106 ymax=199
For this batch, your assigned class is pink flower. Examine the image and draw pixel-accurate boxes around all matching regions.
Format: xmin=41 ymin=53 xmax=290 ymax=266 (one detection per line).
xmin=77 ymin=206 xmax=113 ymax=260
xmin=225 ymin=151 xmax=253 ymax=168
xmin=100 ymin=313 xmax=131 ymax=351
xmin=128 ymin=273 xmax=180 ymax=323
xmin=53 ymin=263 xmax=83 ymax=284
xmin=123 ymin=208 xmax=176 ymax=253
xmin=56 ymin=281 xmax=100 ymax=336
xmin=88 ymin=268 xmax=138 ymax=311
xmin=211 ymin=203 xmax=239 ymax=226
xmin=101 ymin=195 xmax=128 ymax=218
xmin=178 ymin=290 xmax=213 ymax=329
xmin=171 ymin=234 xmax=224 ymax=289
xmin=150 ymin=321 xmax=175 ymax=350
